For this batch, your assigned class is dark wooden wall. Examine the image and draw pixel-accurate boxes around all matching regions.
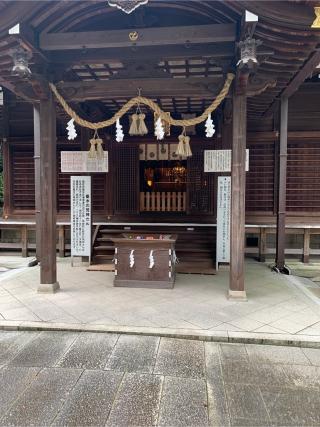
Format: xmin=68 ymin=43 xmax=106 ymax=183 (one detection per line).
xmin=2 ymin=83 xmax=320 ymax=223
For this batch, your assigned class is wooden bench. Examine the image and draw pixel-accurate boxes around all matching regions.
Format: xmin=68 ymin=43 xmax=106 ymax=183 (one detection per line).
xmin=245 ymin=225 xmax=320 ymax=264
xmin=0 ymin=221 xmax=70 ymax=258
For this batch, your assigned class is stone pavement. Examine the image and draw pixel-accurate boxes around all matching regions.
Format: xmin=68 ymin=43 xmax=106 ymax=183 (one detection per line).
xmin=0 ymin=259 xmax=319 ymax=340
xmin=0 ymin=330 xmax=320 ymax=426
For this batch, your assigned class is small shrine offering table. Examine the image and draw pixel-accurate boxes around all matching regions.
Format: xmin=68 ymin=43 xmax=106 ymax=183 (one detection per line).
xmin=111 ymin=234 xmax=178 ymax=289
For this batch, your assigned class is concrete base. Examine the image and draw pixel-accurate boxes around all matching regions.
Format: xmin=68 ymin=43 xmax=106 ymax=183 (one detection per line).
xmin=37 ymin=282 xmax=60 ymax=294
xmin=228 ymin=290 xmax=248 ymax=301
xmin=71 ymin=256 xmax=90 ymax=267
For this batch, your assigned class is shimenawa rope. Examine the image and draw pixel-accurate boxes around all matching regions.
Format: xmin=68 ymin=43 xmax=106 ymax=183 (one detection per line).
xmin=49 ymin=73 xmax=234 ymax=130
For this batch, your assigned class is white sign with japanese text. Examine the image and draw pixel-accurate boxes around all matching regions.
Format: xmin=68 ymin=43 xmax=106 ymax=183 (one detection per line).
xmin=216 ymin=176 xmax=231 ymax=269
xmin=61 ymin=151 xmax=108 ymax=173
xmin=71 ymin=176 xmax=91 ymax=258
xmin=204 ymin=149 xmax=249 ymax=172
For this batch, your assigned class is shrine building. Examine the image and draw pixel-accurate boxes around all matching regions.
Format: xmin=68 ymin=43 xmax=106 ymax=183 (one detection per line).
xmin=0 ymin=0 xmax=319 ymax=296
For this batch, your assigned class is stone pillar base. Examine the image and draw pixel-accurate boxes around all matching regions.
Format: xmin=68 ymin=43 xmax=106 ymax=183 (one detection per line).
xmin=37 ymin=282 xmax=60 ymax=294
xmin=228 ymin=290 xmax=247 ymax=301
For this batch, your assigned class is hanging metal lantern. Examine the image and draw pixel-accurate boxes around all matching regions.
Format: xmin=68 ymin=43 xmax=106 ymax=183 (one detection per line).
xmin=11 ymin=47 xmax=32 ymax=78
xmin=108 ymin=0 xmax=149 ymax=14
xmin=237 ymin=37 xmax=262 ymax=69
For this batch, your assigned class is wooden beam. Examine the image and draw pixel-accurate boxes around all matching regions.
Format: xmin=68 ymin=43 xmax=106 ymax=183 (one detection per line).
xmin=0 ymin=78 xmax=17 ymax=100
xmin=8 ymin=23 xmax=47 ymax=62
xmin=282 ymin=50 xmax=320 ymax=99
xmin=56 ymin=77 xmax=228 ymax=101
xmin=0 ymin=2 xmax=43 ymax=37
xmin=263 ymin=50 xmax=320 ymax=116
xmin=241 ymin=10 xmax=258 ymax=39
xmin=12 ymin=74 xmax=53 ymax=103
xmin=40 ymin=24 xmax=236 ymax=51
xmin=49 ymin=43 xmax=235 ymax=65
xmin=229 ymin=91 xmax=247 ymax=300
xmin=38 ymin=90 xmax=59 ymax=293
xmin=275 ymin=96 xmax=288 ymax=272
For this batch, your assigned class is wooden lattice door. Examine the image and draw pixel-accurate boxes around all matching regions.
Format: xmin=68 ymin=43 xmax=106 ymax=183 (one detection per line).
xmin=187 ymin=147 xmax=214 ymax=214
xmin=114 ymin=145 xmax=139 ymax=214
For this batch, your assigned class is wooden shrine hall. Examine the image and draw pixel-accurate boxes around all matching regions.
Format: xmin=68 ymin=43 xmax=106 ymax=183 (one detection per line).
xmin=0 ymin=0 xmax=319 ymax=296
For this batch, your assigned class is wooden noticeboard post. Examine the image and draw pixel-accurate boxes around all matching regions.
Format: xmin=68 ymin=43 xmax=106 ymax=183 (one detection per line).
xmin=216 ymin=176 xmax=231 ymax=270
xmin=70 ymin=176 xmax=92 ymax=266
xmin=203 ymin=150 xmax=249 ymax=271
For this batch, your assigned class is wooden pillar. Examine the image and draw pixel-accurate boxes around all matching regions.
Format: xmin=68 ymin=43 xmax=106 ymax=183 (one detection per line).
xmin=37 ymin=92 xmax=59 ymax=293
xmin=33 ymin=105 xmax=41 ymax=262
xmin=303 ymin=228 xmax=310 ymax=264
xmin=275 ymin=97 xmax=288 ymax=272
xmin=58 ymin=225 xmax=65 ymax=258
xmin=2 ymin=89 xmax=11 ymax=219
xmin=259 ymin=227 xmax=267 ymax=263
xmin=229 ymin=92 xmax=247 ymax=300
xmin=2 ymin=140 xmax=11 ymax=218
xmin=21 ymin=225 xmax=28 ymax=257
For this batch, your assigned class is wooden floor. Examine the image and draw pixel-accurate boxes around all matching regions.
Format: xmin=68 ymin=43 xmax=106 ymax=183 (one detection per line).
xmin=87 ymin=264 xmax=115 ymax=272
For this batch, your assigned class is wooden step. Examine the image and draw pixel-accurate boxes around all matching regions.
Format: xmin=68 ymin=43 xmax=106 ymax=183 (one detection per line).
xmin=99 ymin=229 xmax=215 ymax=236
xmin=93 ymin=245 xmax=115 ymax=251
xmin=176 ymin=263 xmax=216 ymax=275
xmin=93 ymin=225 xmax=216 ymax=273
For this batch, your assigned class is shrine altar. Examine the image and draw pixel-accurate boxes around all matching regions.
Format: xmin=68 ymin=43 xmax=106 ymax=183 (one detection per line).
xmin=112 ymin=234 xmax=178 ymax=289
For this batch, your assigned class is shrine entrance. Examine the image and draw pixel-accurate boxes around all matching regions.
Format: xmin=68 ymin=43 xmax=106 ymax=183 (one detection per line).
xmin=2 ymin=1 xmax=319 ymax=297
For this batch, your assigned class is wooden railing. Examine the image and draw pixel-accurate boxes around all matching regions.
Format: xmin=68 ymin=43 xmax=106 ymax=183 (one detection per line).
xmin=1 ymin=222 xmax=320 ymax=264
xmin=140 ymin=192 xmax=186 ymax=212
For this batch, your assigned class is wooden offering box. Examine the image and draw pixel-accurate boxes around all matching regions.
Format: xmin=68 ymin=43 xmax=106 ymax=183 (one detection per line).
xmin=112 ymin=234 xmax=178 ymax=288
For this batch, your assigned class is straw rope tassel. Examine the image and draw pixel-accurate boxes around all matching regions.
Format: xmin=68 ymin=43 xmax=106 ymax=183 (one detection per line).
xmin=176 ymin=134 xmax=185 ymax=157
xmin=88 ymin=138 xmax=97 ymax=158
xmin=96 ymin=138 xmax=104 ymax=159
xmin=184 ymin=136 xmax=192 ymax=157
xmin=138 ymin=113 xmax=148 ymax=135
xmin=49 ymin=73 xmax=234 ymax=130
xmin=129 ymin=113 xmax=139 ymax=135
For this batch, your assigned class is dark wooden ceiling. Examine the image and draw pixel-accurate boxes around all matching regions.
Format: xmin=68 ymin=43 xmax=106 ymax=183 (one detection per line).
xmin=0 ymin=0 xmax=319 ymax=120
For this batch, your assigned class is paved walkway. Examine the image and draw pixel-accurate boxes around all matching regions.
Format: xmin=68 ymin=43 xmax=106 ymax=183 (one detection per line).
xmin=0 ymin=259 xmax=319 ymax=339
xmin=0 ymin=330 xmax=320 ymax=426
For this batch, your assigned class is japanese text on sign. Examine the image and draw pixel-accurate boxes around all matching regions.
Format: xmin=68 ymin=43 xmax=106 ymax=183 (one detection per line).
xmin=204 ymin=150 xmax=249 ymax=172
xmin=61 ymin=151 xmax=108 ymax=173
xmin=71 ymin=176 xmax=91 ymax=257
xmin=216 ymin=176 xmax=231 ymax=269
